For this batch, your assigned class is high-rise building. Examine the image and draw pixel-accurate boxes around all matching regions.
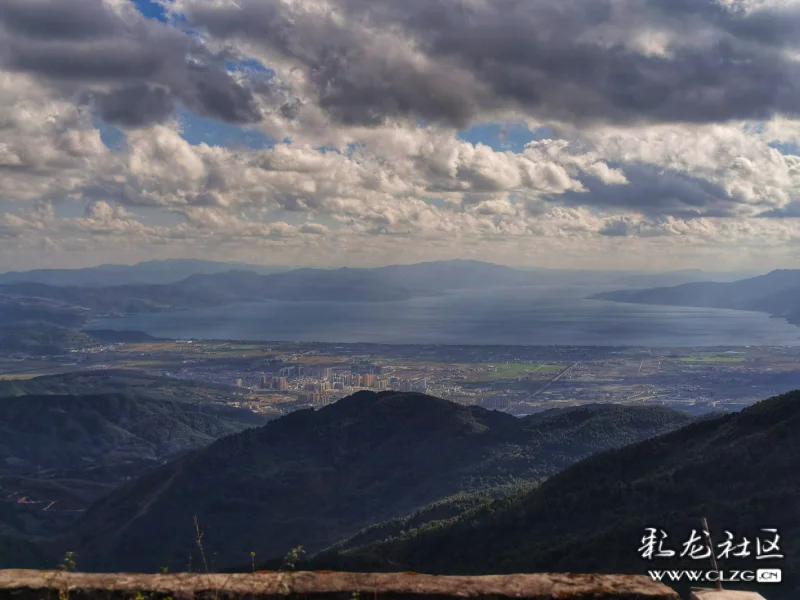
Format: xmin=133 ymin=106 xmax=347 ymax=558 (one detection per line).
xmin=279 ymin=365 xmax=305 ymax=378
xmin=312 ymin=394 xmax=332 ymax=409
xmin=362 ymin=374 xmax=375 ymax=388
xmin=261 ymin=375 xmax=269 ymax=389
xmin=236 ymin=378 xmax=244 ymax=388
xmin=277 ymin=377 xmax=288 ymax=391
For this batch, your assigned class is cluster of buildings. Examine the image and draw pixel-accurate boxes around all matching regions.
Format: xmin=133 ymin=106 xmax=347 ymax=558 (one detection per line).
xmin=257 ymin=375 xmax=288 ymax=390
xmin=233 ymin=363 xmax=431 ymax=410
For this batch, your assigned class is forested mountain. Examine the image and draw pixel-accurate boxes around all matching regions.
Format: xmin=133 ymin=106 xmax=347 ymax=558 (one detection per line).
xmin=62 ymin=391 xmax=693 ymax=573
xmin=314 ymin=391 xmax=800 ymax=600
xmin=0 ymin=393 xmax=267 ymax=479
xmin=0 ymin=370 xmax=242 ymax=401
xmin=0 ymin=323 xmax=94 ymax=355
xmin=0 ymin=377 xmax=269 ymax=547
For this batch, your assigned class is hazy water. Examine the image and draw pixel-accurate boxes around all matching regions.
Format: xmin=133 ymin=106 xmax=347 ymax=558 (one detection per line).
xmin=89 ymin=285 xmax=800 ymax=347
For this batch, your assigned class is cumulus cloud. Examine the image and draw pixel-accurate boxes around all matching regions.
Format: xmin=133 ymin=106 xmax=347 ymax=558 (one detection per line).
xmin=3 ymin=0 xmax=800 ymax=269
xmin=0 ymin=0 xmax=263 ymax=127
xmin=169 ymin=0 xmax=800 ymax=129
xmin=571 ymin=121 xmax=800 ymax=217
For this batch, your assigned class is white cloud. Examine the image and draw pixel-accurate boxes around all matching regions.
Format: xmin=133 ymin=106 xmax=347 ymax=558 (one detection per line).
xmin=4 ymin=0 xmax=800 ymax=269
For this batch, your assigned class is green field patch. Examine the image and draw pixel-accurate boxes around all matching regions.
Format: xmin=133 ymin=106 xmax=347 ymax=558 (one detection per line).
xmin=116 ymin=360 xmax=164 ymax=367
xmin=679 ymin=356 xmax=746 ymax=363
xmin=288 ymin=356 xmax=350 ymax=365
xmin=475 ymin=363 xmax=564 ymax=380
xmin=207 ymin=345 xmax=262 ymax=354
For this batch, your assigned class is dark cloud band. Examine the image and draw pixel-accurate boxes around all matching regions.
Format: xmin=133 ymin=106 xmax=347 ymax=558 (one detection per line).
xmin=186 ymin=0 xmax=800 ymax=127
xmin=0 ymin=0 xmax=262 ymax=127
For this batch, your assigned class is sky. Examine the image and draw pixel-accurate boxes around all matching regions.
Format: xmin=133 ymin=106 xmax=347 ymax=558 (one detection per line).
xmin=2 ymin=0 xmax=800 ymax=271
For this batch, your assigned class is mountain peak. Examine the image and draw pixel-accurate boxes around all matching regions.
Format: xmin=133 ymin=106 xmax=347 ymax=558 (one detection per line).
xmin=336 ymin=390 xmax=800 ymax=586
xmin=69 ymin=392 xmax=692 ymax=573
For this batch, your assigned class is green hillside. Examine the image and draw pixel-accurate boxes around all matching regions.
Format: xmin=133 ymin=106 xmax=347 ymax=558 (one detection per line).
xmin=0 ymin=391 xmax=269 ymax=548
xmin=0 ymin=393 xmax=267 ymax=478
xmin=318 ymin=391 xmax=800 ymax=599
xmin=65 ymin=391 xmax=693 ymax=573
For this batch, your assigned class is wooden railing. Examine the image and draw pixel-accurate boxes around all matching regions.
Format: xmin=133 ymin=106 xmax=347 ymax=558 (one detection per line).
xmin=0 ymin=570 xmax=678 ymax=599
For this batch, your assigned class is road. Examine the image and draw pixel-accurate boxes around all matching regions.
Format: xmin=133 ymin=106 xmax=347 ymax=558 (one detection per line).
xmin=529 ymin=361 xmax=581 ymax=399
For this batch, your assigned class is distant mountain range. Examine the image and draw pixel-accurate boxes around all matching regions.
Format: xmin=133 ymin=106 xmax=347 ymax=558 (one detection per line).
xmin=0 ymin=259 xmax=754 ymax=289
xmin=593 ymin=269 xmax=800 ymax=326
xmin=0 ymin=259 xmax=289 ymax=287
xmin=0 ymin=261 xmax=539 ymax=323
xmin=309 ymin=391 xmax=800 ymax=600
xmin=0 ymin=260 xmax=760 ymax=331
xmin=608 ymin=268 xmax=752 ymax=287
xmin=57 ymin=391 xmax=694 ymax=573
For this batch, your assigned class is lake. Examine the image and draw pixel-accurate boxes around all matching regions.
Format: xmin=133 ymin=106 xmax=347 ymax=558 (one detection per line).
xmin=89 ymin=285 xmax=800 ymax=347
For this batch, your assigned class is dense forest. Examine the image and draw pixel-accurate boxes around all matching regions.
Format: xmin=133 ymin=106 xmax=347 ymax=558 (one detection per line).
xmin=56 ymin=391 xmax=692 ymax=573
xmin=307 ymin=391 xmax=800 ymax=599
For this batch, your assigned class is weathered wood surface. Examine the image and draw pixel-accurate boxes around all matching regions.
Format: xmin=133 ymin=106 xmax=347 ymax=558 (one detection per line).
xmin=690 ymin=589 xmax=766 ymax=600
xmin=0 ymin=570 xmax=679 ymax=599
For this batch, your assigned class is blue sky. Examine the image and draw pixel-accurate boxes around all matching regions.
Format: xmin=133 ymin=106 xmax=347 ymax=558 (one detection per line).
xmin=133 ymin=0 xmax=169 ymax=22
xmin=97 ymin=1 xmax=546 ymax=157
xmin=457 ymin=123 xmax=553 ymax=153
xmin=95 ymin=1 xmax=277 ymax=151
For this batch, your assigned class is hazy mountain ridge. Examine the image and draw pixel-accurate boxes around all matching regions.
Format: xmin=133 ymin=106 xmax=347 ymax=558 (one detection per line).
xmin=0 ymin=323 xmax=94 ymax=355
xmin=0 ymin=261 xmax=758 ymax=326
xmin=593 ymin=269 xmax=800 ymax=326
xmin=314 ymin=391 xmax=800 ymax=599
xmin=609 ymin=269 xmax=754 ymax=287
xmin=0 ymin=261 xmax=529 ymax=321
xmin=60 ymin=391 xmax=694 ymax=573
xmin=0 ymin=260 xmax=289 ymax=287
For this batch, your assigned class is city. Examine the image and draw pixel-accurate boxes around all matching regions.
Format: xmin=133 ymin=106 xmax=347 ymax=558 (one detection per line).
xmin=4 ymin=339 xmax=800 ymax=419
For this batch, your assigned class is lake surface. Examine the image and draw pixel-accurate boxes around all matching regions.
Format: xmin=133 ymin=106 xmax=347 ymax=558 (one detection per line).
xmin=89 ymin=285 xmax=800 ymax=347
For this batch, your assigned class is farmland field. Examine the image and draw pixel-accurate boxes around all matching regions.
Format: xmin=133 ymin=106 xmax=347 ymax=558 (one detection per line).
xmin=477 ymin=363 xmax=564 ymax=380
xmin=679 ymin=356 xmax=746 ymax=363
